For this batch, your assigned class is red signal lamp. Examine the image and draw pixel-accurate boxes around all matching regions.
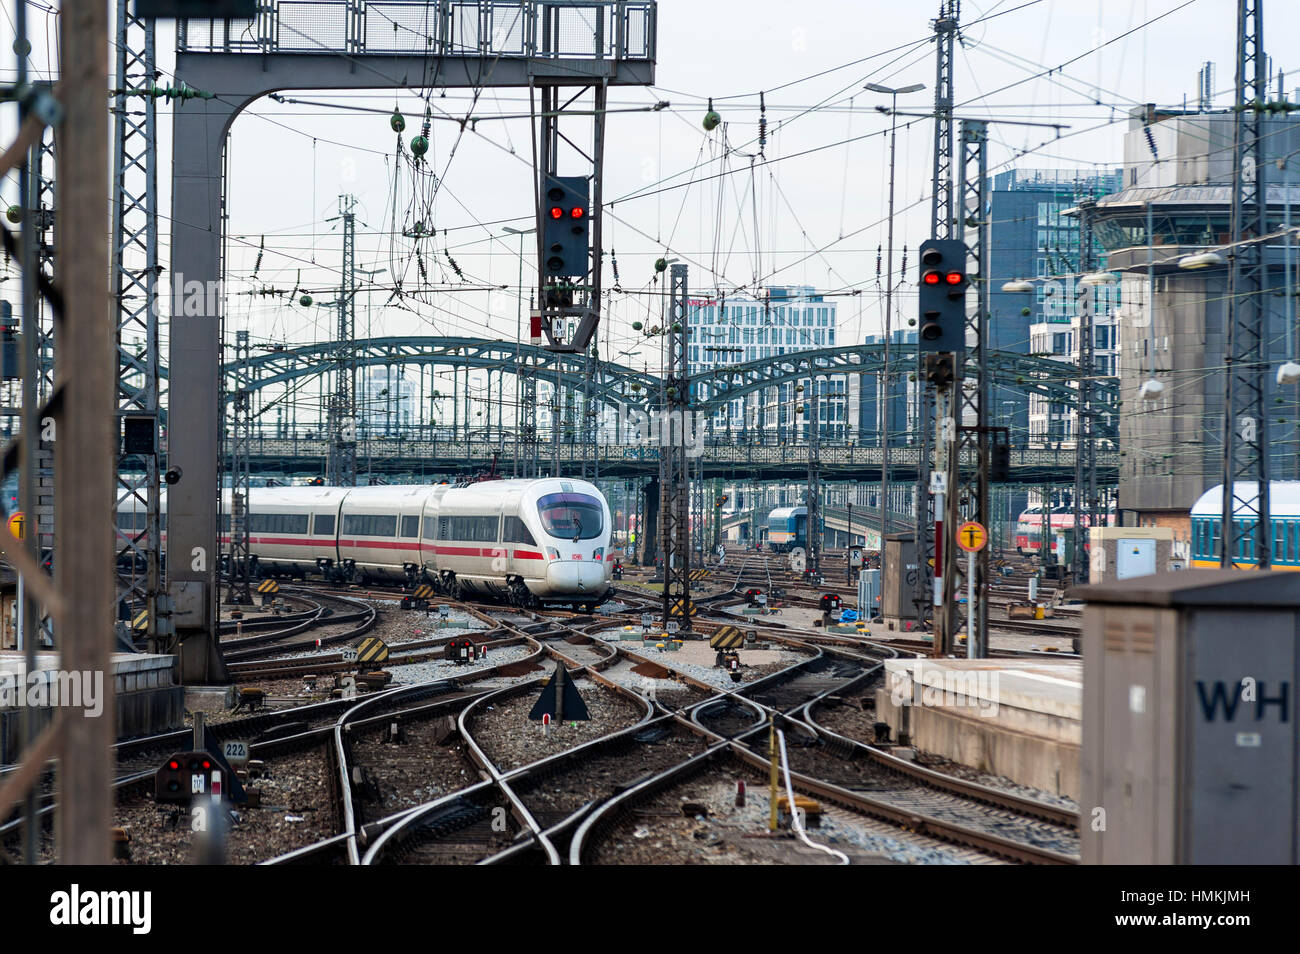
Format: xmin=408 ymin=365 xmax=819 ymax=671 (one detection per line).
xmin=945 ymin=271 xmax=965 ymax=285
xmin=549 ymin=206 xmax=563 ymax=219
xmin=570 ymin=207 xmax=585 ymax=219
xmin=922 ymin=271 xmax=941 ymax=285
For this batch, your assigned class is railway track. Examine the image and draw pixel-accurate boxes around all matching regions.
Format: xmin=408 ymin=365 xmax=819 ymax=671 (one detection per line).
xmin=9 ymin=561 xmax=1081 ymax=866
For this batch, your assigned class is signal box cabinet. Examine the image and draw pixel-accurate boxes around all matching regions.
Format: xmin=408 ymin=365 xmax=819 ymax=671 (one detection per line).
xmin=882 ymin=533 xmax=918 ymax=627
xmin=1076 ymin=569 xmax=1300 ymax=864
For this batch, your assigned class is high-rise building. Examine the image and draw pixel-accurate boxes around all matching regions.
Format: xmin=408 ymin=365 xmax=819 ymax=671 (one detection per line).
xmin=685 ymin=285 xmax=846 ymax=442
xmin=1093 ymin=106 xmax=1300 ymax=534
xmin=859 ymin=329 xmax=913 ymax=447
xmin=989 ymin=168 xmax=1124 ymax=444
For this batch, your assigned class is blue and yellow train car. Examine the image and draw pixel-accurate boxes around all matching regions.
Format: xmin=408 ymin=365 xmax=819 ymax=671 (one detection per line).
xmin=767 ymin=506 xmax=807 ymax=553
xmin=1189 ymin=482 xmax=1300 ymax=570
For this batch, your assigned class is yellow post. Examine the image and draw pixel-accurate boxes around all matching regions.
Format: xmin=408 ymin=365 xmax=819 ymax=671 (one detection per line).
xmin=768 ymin=715 xmax=779 ymax=831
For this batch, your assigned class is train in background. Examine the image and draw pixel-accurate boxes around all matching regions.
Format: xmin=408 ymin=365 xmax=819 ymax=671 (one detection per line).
xmin=766 ymin=506 xmax=808 ymax=553
xmin=116 ymin=477 xmax=615 ymax=610
xmin=1014 ymin=506 xmax=1114 ymax=554
xmin=1190 ymin=481 xmax=1300 ymax=570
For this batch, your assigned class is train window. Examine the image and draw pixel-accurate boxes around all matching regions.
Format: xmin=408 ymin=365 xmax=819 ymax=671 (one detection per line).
xmin=503 ymin=515 xmax=536 ymax=546
xmin=248 ymin=513 xmax=310 ymax=534
xmin=401 ymin=515 xmax=420 ymax=538
xmin=343 ymin=514 xmax=398 ymax=537
xmin=422 ymin=515 xmax=436 ymax=540
xmin=438 ymin=515 xmax=499 ymax=542
xmin=537 ymin=493 xmax=603 ymax=540
xmin=313 ymin=513 xmax=335 ymax=536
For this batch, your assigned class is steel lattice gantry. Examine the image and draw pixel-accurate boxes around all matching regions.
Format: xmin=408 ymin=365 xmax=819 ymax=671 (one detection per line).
xmin=1222 ymin=0 xmax=1271 ymax=567
xmin=166 ymin=1 xmax=656 ymax=679
xmin=112 ymin=0 xmax=164 ymax=648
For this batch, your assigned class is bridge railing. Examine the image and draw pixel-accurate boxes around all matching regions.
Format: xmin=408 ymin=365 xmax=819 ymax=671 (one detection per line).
xmin=234 ymin=432 xmax=1112 ymax=472
xmin=177 ymin=1 xmax=657 ymax=60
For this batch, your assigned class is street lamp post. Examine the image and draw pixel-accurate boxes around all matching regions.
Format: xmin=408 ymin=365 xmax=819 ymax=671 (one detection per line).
xmin=865 ymin=81 xmax=924 ymax=560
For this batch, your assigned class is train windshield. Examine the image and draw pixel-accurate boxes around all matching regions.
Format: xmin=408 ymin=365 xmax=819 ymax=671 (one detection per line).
xmin=537 ymin=493 xmax=603 ymax=540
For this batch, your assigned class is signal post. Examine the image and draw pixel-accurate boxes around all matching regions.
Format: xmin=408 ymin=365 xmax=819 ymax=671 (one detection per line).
xmin=917 ymin=239 xmax=966 ymax=656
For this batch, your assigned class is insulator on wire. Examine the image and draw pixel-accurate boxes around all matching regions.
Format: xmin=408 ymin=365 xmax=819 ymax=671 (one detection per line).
xmin=900 ymin=249 xmax=908 ymax=280
xmin=876 ymin=244 xmax=882 ymax=279
xmin=1143 ymin=125 xmax=1159 ymax=161
xmin=611 ymin=248 xmax=621 ymax=289
xmin=758 ymin=91 xmax=767 ymax=158
xmin=417 ymin=249 xmax=428 ymax=285
xmin=253 ymin=235 xmax=264 ymax=279
xmin=445 ymin=250 xmax=464 ymax=280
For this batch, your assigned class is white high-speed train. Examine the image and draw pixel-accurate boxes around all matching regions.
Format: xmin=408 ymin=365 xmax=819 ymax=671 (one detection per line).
xmin=117 ymin=478 xmax=615 ymax=609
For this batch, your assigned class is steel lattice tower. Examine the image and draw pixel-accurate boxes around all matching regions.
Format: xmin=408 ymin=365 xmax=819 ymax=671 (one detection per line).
xmin=328 ymin=195 xmax=359 ymax=487
xmin=1072 ymin=199 xmax=1101 ymax=581
xmin=225 ymin=329 xmax=253 ymax=605
xmin=660 ymin=264 xmax=691 ymax=628
xmin=111 ymin=0 xmax=163 ymax=644
xmin=915 ymin=0 xmax=959 ymax=626
xmin=1221 ymin=0 xmax=1271 ymax=567
xmin=953 ymin=119 xmax=989 ymax=655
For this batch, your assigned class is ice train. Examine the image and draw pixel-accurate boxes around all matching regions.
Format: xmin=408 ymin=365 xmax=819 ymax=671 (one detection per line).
xmin=116 ymin=478 xmax=615 ymax=610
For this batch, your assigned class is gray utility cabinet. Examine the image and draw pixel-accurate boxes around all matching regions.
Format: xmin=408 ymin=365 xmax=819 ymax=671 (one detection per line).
xmin=881 ymin=532 xmax=918 ymax=625
xmin=1076 ymin=569 xmax=1300 ymax=864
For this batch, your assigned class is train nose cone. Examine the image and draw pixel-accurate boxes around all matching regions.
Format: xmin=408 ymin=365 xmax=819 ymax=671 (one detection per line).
xmin=546 ymin=561 xmax=605 ymax=594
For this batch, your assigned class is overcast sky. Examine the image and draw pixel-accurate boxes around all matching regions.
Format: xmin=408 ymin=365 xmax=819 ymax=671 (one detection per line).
xmin=5 ymin=0 xmax=1300 ymax=387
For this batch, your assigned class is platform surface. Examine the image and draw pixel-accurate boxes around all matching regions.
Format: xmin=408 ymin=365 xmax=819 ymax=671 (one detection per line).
xmin=884 ymin=657 xmax=1081 ymax=727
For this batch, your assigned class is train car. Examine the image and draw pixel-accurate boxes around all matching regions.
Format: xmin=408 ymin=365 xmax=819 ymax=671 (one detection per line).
xmin=219 ymin=485 xmax=350 ymax=579
xmin=424 ymin=478 xmax=612 ymax=608
xmin=767 ymin=506 xmax=807 ymax=553
xmin=337 ymin=484 xmax=432 ymax=583
xmin=1014 ymin=507 xmax=1113 ymax=554
xmin=1189 ymin=481 xmax=1300 ymax=570
xmin=117 ymin=477 xmax=615 ymax=609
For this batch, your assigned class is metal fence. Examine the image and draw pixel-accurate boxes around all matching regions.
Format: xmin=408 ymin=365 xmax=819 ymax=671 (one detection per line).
xmin=178 ymin=0 xmax=656 ymax=59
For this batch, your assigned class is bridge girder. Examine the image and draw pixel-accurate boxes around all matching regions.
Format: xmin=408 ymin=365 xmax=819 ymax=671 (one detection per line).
xmin=182 ymin=337 xmax=1115 ymax=438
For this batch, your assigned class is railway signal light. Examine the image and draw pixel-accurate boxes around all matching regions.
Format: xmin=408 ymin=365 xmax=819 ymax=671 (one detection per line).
xmin=917 ymin=238 xmax=967 ymax=355
xmin=991 ymin=440 xmax=1011 ymax=482
xmin=542 ymin=175 xmax=590 ymax=278
xmin=924 ymin=352 xmax=956 ymax=387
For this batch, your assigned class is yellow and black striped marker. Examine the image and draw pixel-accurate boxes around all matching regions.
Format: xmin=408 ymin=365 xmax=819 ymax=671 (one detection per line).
xmin=709 ymin=625 xmax=743 ymax=650
xmin=689 ymin=568 xmax=711 ymax=581
xmin=668 ymin=598 xmax=697 ymax=618
xmin=354 ymin=636 xmax=390 ymax=665
xmin=256 ymin=579 xmax=280 ymax=595
xmin=413 ymin=584 xmax=435 ymax=599
xmin=132 ymin=610 xmax=149 ymax=633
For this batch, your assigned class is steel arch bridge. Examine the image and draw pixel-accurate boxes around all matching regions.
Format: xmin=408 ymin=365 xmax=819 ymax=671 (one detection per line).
xmin=151 ymin=336 xmax=1114 ymax=438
